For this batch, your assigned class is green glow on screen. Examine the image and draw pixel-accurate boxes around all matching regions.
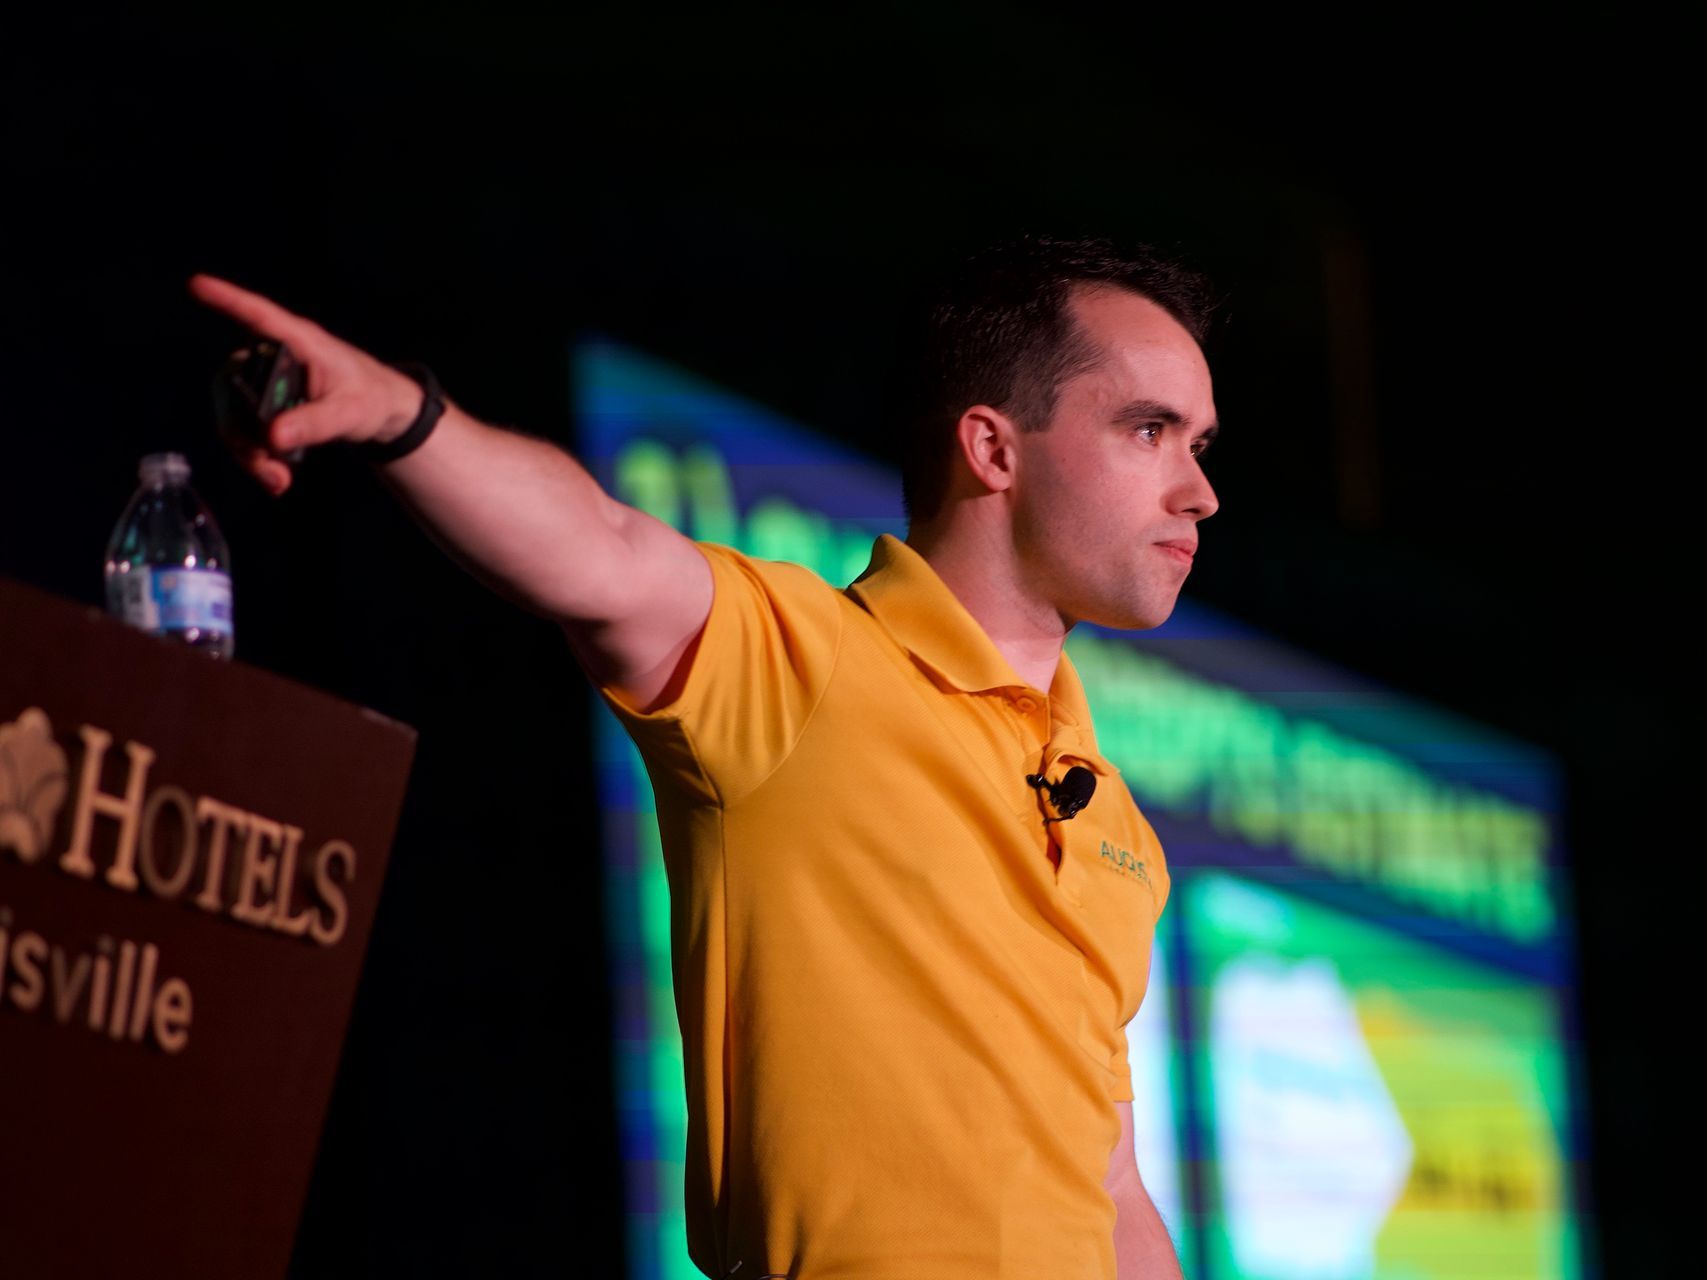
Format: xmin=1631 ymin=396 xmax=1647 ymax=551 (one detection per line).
xmin=1068 ymin=632 xmax=1554 ymax=943
xmin=622 ymin=747 xmax=696 ymax=1280
xmin=615 ymin=438 xmax=878 ymax=585
xmin=1183 ymin=872 xmax=1579 ymax=1280
xmin=581 ymin=342 xmax=1579 ymax=1280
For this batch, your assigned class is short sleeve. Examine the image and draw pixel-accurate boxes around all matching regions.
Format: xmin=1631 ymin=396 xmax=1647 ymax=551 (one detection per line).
xmin=593 ymin=542 xmax=843 ymax=808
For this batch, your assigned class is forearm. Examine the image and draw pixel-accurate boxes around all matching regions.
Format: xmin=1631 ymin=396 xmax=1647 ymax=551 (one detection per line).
xmin=190 ymin=273 xmax=710 ymax=670
xmin=370 ymin=401 xmax=626 ymax=622
xmin=1111 ymin=1173 xmax=1184 ymax=1280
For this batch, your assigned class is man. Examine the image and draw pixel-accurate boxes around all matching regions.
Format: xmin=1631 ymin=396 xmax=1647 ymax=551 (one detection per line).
xmin=193 ymin=235 xmax=1218 ymax=1278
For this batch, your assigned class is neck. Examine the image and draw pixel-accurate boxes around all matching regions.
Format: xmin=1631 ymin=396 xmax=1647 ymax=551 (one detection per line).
xmin=905 ymin=515 xmax=1070 ymax=695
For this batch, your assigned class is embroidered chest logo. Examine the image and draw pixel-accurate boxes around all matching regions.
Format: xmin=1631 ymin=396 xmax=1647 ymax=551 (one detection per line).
xmin=1098 ymin=840 xmax=1151 ymax=885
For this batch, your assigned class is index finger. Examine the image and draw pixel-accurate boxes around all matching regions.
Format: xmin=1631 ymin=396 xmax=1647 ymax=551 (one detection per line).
xmin=189 ymin=273 xmax=320 ymax=349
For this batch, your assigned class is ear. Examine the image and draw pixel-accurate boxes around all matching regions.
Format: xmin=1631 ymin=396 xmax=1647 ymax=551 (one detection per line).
xmin=952 ymin=404 xmax=1022 ymax=496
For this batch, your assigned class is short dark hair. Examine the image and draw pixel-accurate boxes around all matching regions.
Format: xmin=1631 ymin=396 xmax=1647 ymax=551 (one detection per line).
xmin=897 ymin=235 xmax=1217 ymax=524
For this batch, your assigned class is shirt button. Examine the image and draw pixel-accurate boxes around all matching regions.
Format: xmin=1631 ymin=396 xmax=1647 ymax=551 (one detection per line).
xmin=1013 ymin=695 xmax=1037 ymax=714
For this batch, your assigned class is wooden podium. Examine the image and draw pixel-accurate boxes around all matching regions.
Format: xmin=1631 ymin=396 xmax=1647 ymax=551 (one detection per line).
xmin=0 ymin=577 xmax=417 ymax=1277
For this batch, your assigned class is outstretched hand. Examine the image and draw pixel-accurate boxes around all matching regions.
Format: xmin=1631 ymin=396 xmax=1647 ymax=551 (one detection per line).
xmin=189 ymin=275 xmax=422 ymax=496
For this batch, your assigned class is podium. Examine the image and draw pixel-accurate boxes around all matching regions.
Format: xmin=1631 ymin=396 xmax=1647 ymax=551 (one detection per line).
xmin=0 ymin=576 xmax=417 ymax=1277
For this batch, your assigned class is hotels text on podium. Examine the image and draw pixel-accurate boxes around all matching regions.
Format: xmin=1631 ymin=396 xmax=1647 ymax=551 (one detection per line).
xmin=0 ymin=576 xmax=417 ymax=1278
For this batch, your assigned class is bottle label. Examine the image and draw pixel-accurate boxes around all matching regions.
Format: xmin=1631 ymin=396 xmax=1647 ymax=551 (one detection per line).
xmin=112 ymin=567 xmax=233 ymax=634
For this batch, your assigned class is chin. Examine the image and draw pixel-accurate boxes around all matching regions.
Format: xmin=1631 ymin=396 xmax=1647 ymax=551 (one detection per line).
xmin=1086 ymin=599 xmax=1177 ymax=632
xmin=1127 ymin=608 xmax=1176 ymax=632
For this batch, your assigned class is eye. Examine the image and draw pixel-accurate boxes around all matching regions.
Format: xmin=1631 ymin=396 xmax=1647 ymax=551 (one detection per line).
xmin=1132 ymin=423 xmax=1163 ymax=443
xmin=1190 ymin=437 xmax=1212 ymax=459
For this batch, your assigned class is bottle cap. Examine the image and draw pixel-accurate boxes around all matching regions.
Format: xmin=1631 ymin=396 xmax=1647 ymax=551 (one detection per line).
xmin=139 ymin=452 xmax=191 ymax=486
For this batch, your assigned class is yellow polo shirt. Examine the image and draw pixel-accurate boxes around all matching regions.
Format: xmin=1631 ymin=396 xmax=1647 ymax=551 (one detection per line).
xmin=596 ymin=533 xmax=1171 ymax=1279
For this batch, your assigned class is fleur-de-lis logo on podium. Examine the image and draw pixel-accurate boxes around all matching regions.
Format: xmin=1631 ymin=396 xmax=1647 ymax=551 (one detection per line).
xmin=0 ymin=708 xmax=69 ymax=863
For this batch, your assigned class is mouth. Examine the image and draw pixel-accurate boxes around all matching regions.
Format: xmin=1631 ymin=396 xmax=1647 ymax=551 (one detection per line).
xmin=1155 ymin=539 xmax=1196 ymax=566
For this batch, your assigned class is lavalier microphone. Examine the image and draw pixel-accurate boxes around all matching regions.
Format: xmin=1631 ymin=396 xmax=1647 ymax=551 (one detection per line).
xmin=1026 ymin=765 xmax=1096 ymax=822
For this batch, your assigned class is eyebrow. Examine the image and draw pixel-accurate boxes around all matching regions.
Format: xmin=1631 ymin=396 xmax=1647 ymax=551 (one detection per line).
xmin=1111 ymin=399 xmax=1220 ymax=444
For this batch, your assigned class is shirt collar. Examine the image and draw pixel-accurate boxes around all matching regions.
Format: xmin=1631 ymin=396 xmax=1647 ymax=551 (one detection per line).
xmin=844 ymin=533 xmax=1101 ymax=747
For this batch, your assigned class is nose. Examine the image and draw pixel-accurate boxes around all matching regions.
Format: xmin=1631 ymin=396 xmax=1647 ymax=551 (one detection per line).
xmin=1172 ymin=456 xmax=1219 ymax=522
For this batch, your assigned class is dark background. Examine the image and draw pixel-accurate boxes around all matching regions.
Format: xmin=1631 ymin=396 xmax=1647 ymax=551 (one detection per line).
xmin=2 ymin=10 xmax=1683 ymax=1276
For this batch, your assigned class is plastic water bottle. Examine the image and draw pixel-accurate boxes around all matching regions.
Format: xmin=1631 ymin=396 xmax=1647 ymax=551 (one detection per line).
xmin=104 ymin=452 xmax=235 ymax=659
